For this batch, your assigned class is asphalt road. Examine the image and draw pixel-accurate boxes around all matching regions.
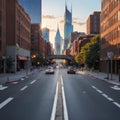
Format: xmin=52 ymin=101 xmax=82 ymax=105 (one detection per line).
xmin=0 ymin=69 xmax=58 ymax=120
xmin=0 ymin=68 xmax=120 ymax=120
xmin=61 ymin=69 xmax=120 ymax=120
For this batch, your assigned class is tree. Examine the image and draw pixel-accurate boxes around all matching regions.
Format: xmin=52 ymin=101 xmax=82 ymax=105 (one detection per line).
xmin=86 ymin=35 xmax=100 ymax=69
xmin=75 ymin=35 xmax=100 ymax=69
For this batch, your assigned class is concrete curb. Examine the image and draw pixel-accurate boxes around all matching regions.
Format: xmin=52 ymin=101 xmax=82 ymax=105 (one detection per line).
xmin=78 ymin=71 xmax=120 ymax=86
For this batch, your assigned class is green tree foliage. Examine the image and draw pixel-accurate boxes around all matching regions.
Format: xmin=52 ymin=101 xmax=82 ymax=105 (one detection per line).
xmin=75 ymin=35 xmax=100 ymax=69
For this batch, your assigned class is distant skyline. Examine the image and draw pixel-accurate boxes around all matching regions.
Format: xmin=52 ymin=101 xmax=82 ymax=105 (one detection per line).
xmin=18 ymin=0 xmax=101 ymax=45
xmin=42 ymin=0 xmax=101 ymax=44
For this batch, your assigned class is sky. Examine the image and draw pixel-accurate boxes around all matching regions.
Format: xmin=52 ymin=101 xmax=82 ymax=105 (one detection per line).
xmin=19 ymin=0 xmax=101 ymax=47
xmin=42 ymin=0 xmax=101 ymax=45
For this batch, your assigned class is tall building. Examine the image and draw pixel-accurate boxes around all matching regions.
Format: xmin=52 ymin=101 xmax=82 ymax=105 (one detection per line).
xmin=0 ymin=0 xmax=31 ymax=73
xmin=87 ymin=11 xmax=101 ymax=35
xmin=100 ymin=0 xmax=120 ymax=74
xmin=55 ymin=26 xmax=61 ymax=55
xmin=19 ymin=0 xmax=42 ymax=24
xmin=6 ymin=0 xmax=31 ymax=72
xmin=0 ymin=0 xmax=7 ymax=73
xmin=42 ymin=27 xmax=49 ymax=42
xmin=68 ymin=31 xmax=85 ymax=48
xmin=64 ymin=4 xmax=73 ymax=50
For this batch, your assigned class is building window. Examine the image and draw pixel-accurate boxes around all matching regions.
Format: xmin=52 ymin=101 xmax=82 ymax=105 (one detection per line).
xmin=0 ymin=25 xmax=1 ymax=38
xmin=118 ymin=10 xmax=120 ymax=20
xmin=0 ymin=40 xmax=1 ymax=50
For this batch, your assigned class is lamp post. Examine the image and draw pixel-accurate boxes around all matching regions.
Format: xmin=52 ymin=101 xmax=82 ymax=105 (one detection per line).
xmin=2 ymin=56 xmax=6 ymax=74
xmin=107 ymin=51 xmax=114 ymax=80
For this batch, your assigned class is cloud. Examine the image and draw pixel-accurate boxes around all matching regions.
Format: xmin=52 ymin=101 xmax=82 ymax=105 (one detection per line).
xmin=73 ymin=17 xmax=79 ymax=21
xmin=42 ymin=15 xmax=56 ymax=20
xmin=73 ymin=21 xmax=85 ymax=26
xmin=50 ymin=28 xmax=56 ymax=32
xmin=59 ymin=20 xmax=64 ymax=24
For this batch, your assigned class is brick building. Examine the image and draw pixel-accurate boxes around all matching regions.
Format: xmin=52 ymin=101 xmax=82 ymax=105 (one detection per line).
xmin=0 ymin=0 xmax=31 ymax=72
xmin=87 ymin=11 xmax=101 ymax=35
xmin=31 ymin=24 xmax=42 ymax=54
xmin=100 ymin=0 xmax=120 ymax=74
xmin=0 ymin=0 xmax=7 ymax=72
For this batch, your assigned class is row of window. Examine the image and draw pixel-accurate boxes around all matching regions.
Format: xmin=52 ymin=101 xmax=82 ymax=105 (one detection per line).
xmin=101 ymin=10 xmax=120 ymax=32
xmin=102 ymin=0 xmax=120 ymax=9
xmin=101 ymin=27 xmax=119 ymax=44
xmin=101 ymin=0 xmax=120 ymax=21
xmin=0 ymin=40 xmax=1 ymax=50
xmin=16 ymin=21 xmax=30 ymax=41
xmin=16 ymin=35 xmax=30 ymax=50
xmin=101 ymin=43 xmax=120 ymax=58
xmin=16 ymin=8 xmax=31 ymax=30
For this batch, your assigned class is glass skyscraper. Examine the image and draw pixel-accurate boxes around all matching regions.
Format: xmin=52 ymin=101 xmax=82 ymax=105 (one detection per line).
xmin=18 ymin=0 xmax=42 ymax=24
xmin=55 ymin=27 xmax=61 ymax=55
xmin=64 ymin=4 xmax=73 ymax=50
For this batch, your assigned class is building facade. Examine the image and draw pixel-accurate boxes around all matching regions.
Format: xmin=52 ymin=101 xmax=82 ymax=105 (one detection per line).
xmin=0 ymin=0 xmax=7 ymax=73
xmin=19 ymin=0 xmax=42 ymax=24
xmin=42 ymin=27 xmax=49 ymax=42
xmin=100 ymin=0 xmax=120 ymax=74
xmin=64 ymin=4 xmax=73 ymax=50
xmin=87 ymin=11 xmax=101 ymax=35
xmin=31 ymin=24 xmax=46 ymax=56
xmin=1 ymin=0 xmax=31 ymax=72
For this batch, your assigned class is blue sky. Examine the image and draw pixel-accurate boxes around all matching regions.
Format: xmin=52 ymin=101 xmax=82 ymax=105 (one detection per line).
xmin=19 ymin=0 xmax=41 ymax=23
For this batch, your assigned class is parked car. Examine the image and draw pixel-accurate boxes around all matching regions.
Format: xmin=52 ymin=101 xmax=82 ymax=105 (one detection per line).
xmin=45 ymin=66 xmax=54 ymax=74
xmin=67 ymin=66 xmax=76 ymax=74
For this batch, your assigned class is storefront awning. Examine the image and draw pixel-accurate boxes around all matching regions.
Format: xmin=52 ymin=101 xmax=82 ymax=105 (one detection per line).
xmin=17 ymin=56 xmax=28 ymax=60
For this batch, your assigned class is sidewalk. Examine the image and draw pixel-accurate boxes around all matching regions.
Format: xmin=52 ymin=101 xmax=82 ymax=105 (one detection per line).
xmin=78 ymin=70 xmax=120 ymax=86
xmin=0 ymin=69 xmax=38 ymax=85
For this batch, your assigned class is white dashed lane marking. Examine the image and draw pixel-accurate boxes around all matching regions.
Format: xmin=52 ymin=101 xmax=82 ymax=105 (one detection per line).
xmin=92 ymin=85 xmax=120 ymax=109
xmin=21 ymin=78 xmax=25 ymax=81
xmin=111 ymin=86 xmax=120 ymax=90
xmin=30 ymin=80 xmax=37 ymax=85
xmin=0 ymin=97 xmax=14 ymax=109
xmin=20 ymin=86 xmax=28 ymax=91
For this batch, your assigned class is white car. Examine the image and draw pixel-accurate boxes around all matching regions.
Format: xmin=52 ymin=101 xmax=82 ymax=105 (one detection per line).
xmin=45 ymin=66 xmax=54 ymax=74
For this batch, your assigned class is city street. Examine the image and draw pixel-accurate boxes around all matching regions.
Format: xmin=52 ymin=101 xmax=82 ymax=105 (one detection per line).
xmin=0 ymin=67 xmax=120 ymax=120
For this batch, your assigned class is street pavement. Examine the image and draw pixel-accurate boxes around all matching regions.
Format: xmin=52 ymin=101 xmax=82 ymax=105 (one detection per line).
xmin=0 ymin=67 xmax=45 ymax=85
xmin=78 ymin=70 xmax=120 ymax=86
xmin=0 ymin=68 xmax=120 ymax=86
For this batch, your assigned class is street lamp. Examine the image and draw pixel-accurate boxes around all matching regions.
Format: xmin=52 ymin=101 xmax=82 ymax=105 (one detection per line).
xmin=2 ymin=56 xmax=6 ymax=74
xmin=107 ymin=51 xmax=114 ymax=80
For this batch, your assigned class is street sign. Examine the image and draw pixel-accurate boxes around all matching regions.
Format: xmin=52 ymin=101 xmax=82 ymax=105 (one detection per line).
xmin=107 ymin=51 xmax=114 ymax=59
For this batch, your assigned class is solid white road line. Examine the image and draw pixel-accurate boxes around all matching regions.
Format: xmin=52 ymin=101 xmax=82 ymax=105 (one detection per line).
xmin=20 ymin=86 xmax=28 ymax=91
xmin=61 ymin=76 xmax=69 ymax=120
xmin=30 ymin=80 xmax=37 ymax=85
xmin=50 ymin=82 xmax=59 ymax=120
xmin=0 ymin=97 xmax=14 ymax=109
